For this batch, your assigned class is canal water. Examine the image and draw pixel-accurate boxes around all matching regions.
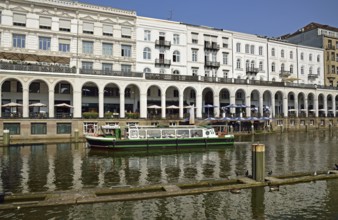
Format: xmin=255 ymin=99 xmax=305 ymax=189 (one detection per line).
xmin=0 ymin=131 xmax=338 ymax=219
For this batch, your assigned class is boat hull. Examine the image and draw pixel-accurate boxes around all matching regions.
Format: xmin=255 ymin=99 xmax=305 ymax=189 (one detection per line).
xmin=85 ymin=135 xmax=234 ymax=150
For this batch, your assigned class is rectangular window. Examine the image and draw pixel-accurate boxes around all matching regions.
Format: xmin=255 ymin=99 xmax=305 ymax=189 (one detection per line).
xmin=173 ymin=34 xmax=180 ymax=45
xmin=192 ymin=67 xmax=198 ymax=76
xmin=59 ymin=19 xmax=71 ymax=32
xmin=121 ymin=64 xmax=131 ymax=73
xmin=13 ymin=13 xmax=26 ymax=26
xmin=102 ymin=43 xmax=113 ymax=56
xmin=192 ymin=49 xmax=198 ymax=62
xmin=236 ymin=43 xmax=241 ymax=52
xmin=57 ymin=123 xmax=72 ymax=134
xmin=222 ymin=52 xmax=228 ymax=65
xmin=82 ymin=41 xmax=93 ymax=54
xmin=222 ymin=37 xmax=228 ymax=48
xmin=13 ymin=34 xmax=25 ymax=48
xmin=83 ymin=22 xmax=94 ymax=34
xmin=59 ymin=39 xmax=70 ymax=52
xmin=4 ymin=123 xmax=20 ymax=135
xmin=121 ymin=27 xmax=131 ymax=38
xmin=121 ymin=45 xmax=131 ymax=57
xmin=39 ymin=36 xmax=51 ymax=50
xmin=259 ymin=46 xmax=263 ymax=56
xmin=102 ymin=63 xmax=113 ymax=72
xmin=39 ymin=17 xmax=52 ymax=30
xmin=102 ymin=24 xmax=113 ymax=36
xmin=82 ymin=61 xmax=93 ymax=70
xmin=250 ymin=45 xmax=255 ymax=54
xmin=222 ymin=70 xmax=229 ymax=78
xmin=144 ymin=30 xmax=151 ymax=41
xmin=192 ymin=33 xmax=198 ymax=44
xmin=31 ymin=123 xmax=47 ymax=135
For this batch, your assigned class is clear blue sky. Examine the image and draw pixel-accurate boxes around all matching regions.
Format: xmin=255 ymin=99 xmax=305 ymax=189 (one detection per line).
xmin=79 ymin=0 xmax=338 ymax=37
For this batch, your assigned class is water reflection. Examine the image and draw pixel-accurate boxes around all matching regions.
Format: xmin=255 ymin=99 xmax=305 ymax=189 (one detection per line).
xmin=0 ymin=131 xmax=338 ymax=218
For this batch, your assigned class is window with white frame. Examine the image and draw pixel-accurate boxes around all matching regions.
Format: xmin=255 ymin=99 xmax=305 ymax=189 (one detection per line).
xmin=309 ymin=67 xmax=313 ymax=75
xmin=259 ymin=61 xmax=263 ymax=71
xmin=39 ymin=36 xmax=51 ymax=50
xmin=236 ymin=43 xmax=241 ymax=52
xmin=191 ymin=33 xmax=198 ymax=44
xmin=222 ymin=37 xmax=228 ymax=48
xmin=82 ymin=41 xmax=93 ymax=54
xmin=223 ymin=70 xmax=229 ymax=78
xmin=192 ymin=67 xmax=198 ymax=76
xmin=83 ymin=22 xmax=94 ymax=34
xmin=290 ymin=65 xmax=293 ymax=73
xmin=173 ymin=51 xmax=180 ymax=62
xmin=317 ymin=55 xmax=320 ymax=62
xmin=121 ymin=45 xmax=131 ymax=57
xmin=271 ymin=48 xmax=275 ymax=56
xmin=281 ymin=63 xmax=285 ymax=71
xmin=222 ymin=52 xmax=228 ymax=65
xmin=259 ymin=46 xmax=263 ymax=55
xmin=290 ymin=51 xmax=293 ymax=59
xmin=301 ymin=66 xmax=304 ymax=74
xmin=211 ymin=52 xmax=217 ymax=62
xmin=246 ymin=60 xmax=250 ymax=70
xmin=102 ymin=63 xmax=112 ymax=72
xmin=143 ymin=67 xmax=151 ymax=73
xmin=300 ymin=52 xmax=304 ymax=60
xmin=251 ymin=60 xmax=255 ymax=69
xmin=13 ymin=34 xmax=25 ymax=48
xmin=39 ymin=17 xmax=52 ymax=30
xmin=173 ymin=34 xmax=180 ymax=45
xmin=281 ymin=49 xmax=284 ymax=58
xmin=102 ymin=43 xmax=113 ymax=56
xmin=236 ymin=58 xmax=241 ymax=69
xmin=250 ymin=45 xmax=255 ymax=54
xmin=121 ymin=27 xmax=131 ymax=38
xmin=192 ymin=49 xmax=198 ymax=62
xmin=144 ymin=30 xmax=151 ymax=41
xmin=82 ymin=61 xmax=93 ymax=69
xmin=59 ymin=39 xmax=70 ymax=52
xmin=13 ymin=13 xmax=26 ymax=26
xmin=309 ymin=54 xmax=312 ymax=61
xmin=143 ymin=47 xmax=151 ymax=60
xmin=103 ymin=24 xmax=113 ymax=36
xmin=121 ymin=64 xmax=131 ymax=72
xmin=59 ymin=19 xmax=71 ymax=32
xmin=245 ymin=44 xmax=249 ymax=53
xmin=271 ymin=62 xmax=275 ymax=72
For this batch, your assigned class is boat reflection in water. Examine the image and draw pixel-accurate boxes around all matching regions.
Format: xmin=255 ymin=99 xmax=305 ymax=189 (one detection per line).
xmin=0 ymin=131 xmax=338 ymax=219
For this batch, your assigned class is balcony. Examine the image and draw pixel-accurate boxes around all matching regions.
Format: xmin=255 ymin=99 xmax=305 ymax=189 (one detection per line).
xmin=246 ymin=67 xmax=259 ymax=75
xmin=155 ymin=59 xmax=171 ymax=67
xmin=205 ymin=61 xmax=220 ymax=68
xmin=279 ymin=70 xmax=291 ymax=78
xmin=204 ymin=41 xmax=220 ymax=51
xmin=155 ymin=40 xmax=171 ymax=48
xmin=308 ymin=74 xmax=319 ymax=80
xmin=326 ymin=45 xmax=336 ymax=50
xmin=145 ymin=73 xmax=199 ymax=82
xmin=79 ymin=69 xmax=143 ymax=77
xmin=0 ymin=62 xmax=76 ymax=74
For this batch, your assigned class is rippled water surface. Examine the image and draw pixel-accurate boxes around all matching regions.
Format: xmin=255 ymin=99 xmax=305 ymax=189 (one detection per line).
xmin=0 ymin=131 xmax=338 ymax=219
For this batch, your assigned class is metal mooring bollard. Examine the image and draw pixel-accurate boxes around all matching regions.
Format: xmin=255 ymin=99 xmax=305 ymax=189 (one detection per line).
xmin=252 ymin=143 xmax=265 ymax=182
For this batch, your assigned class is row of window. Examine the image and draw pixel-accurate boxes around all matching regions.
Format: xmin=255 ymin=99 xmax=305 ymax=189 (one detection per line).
xmin=11 ymin=13 xmax=132 ymax=38
xmin=144 ymin=30 xmax=180 ymax=44
xmin=12 ymin=34 xmax=132 ymax=57
xmin=4 ymin=123 xmax=71 ymax=135
xmin=326 ymin=51 xmax=338 ymax=61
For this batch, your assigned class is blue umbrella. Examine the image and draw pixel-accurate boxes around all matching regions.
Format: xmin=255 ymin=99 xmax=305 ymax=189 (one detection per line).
xmin=225 ymin=104 xmax=237 ymax=108
xmin=203 ymin=104 xmax=217 ymax=118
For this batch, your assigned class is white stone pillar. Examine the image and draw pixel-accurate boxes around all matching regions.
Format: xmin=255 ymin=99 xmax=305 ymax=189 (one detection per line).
xmin=259 ymin=94 xmax=263 ymax=117
xmin=323 ymin=97 xmax=327 ymax=117
xmin=230 ymin=95 xmax=236 ymax=115
xmin=294 ymin=97 xmax=298 ymax=117
xmin=332 ymin=98 xmax=336 ymax=117
xmin=314 ymin=97 xmax=319 ymax=117
xmin=245 ymin=95 xmax=251 ymax=117
xmin=304 ymin=98 xmax=308 ymax=117
xmin=271 ymin=98 xmax=275 ymax=118
xmin=161 ymin=93 xmax=166 ymax=119
xmin=196 ymin=92 xmax=202 ymax=119
xmin=22 ymin=88 xmax=29 ymax=118
xmin=213 ymin=94 xmax=220 ymax=118
xmin=99 ymin=89 xmax=104 ymax=118
xmin=179 ymin=93 xmax=184 ymax=119
xmin=73 ymin=90 xmax=82 ymax=118
xmin=283 ymin=95 xmax=288 ymax=118
xmin=120 ymin=90 xmax=125 ymax=118
xmin=48 ymin=89 xmax=55 ymax=118
xmin=140 ymin=92 xmax=147 ymax=119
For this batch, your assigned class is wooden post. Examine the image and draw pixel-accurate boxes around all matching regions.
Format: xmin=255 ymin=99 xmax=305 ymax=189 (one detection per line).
xmin=3 ymin=130 xmax=10 ymax=147
xmin=252 ymin=143 xmax=265 ymax=182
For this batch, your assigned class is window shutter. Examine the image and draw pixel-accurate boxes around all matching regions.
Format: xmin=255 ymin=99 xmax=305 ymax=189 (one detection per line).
xmin=59 ymin=39 xmax=70 ymax=44
xmin=83 ymin=22 xmax=94 ymax=31
xmin=39 ymin=17 xmax=52 ymax=26
xmin=103 ymin=24 xmax=113 ymax=34
xmin=13 ymin=13 xmax=26 ymax=23
xmin=59 ymin=19 xmax=71 ymax=28
xmin=121 ymin=27 xmax=131 ymax=36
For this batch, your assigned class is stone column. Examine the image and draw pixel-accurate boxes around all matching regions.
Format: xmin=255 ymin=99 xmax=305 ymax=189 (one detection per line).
xmin=259 ymin=94 xmax=263 ymax=118
xmin=119 ymin=90 xmax=125 ymax=118
xmin=304 ymin=98 xmax=308 ymax=117
xmin=99 ymin=89 xmax=104 ymax=118
xmin=230 ymin=95 xmax=236 ymax=115
xmin=73 ymin=90 xmax=82 ymax=118
xmin=213 ymin=94 xmax=220 ymax=118
xmin=332 ymin=98 xmax=336 ymax=117
xmin=196 ymin=92 xmax=202 ymax=119
xmin=294 ymin=96 xmax=298 ymax=117
xmin=283 ymin=95 xmax=288 ymax=118
xmin=22 ymin=88 xmax=29 ymax=118
xmin=314 ymin=97 xmax=319 ymax=117
xmin=246 ymin=95 xmax=251 ymax=118
xmin=179 ymin=93 xmax=184 ymax=119
xmin=161 ymin=93 xmax=166 ymax=119
xmin=323 ymin=97 xmax=327 ymax=117
xmin=48 ymin=89 xmax=55 ymax=118
xmin=140 ymin=92 xmax=147 ymax=119
xmin=271 ymin=98 xmax=275 ymax=118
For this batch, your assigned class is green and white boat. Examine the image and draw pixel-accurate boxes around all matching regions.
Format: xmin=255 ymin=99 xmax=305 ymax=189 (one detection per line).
xmin=85 ymin=125 xmax=234 ymax=150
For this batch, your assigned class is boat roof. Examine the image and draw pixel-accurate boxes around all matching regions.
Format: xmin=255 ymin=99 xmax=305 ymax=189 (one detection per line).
xmin=102 ymin=125 xmax=120 ymax=129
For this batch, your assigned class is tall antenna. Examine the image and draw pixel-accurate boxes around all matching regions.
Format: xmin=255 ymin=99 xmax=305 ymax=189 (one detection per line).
xmin=168 ymin=10 xmax=173 ymax=20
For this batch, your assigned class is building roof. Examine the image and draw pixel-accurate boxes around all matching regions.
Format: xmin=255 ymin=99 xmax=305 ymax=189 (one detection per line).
xmin=281 ymin=22 xmax=338 ymax=39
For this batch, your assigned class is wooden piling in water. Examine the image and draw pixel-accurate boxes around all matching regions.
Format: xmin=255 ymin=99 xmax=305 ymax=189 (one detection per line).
xmin=252 ymin=143 xmax=265 ymax=182
xmin=3 ymin=130 xmax=10 ymax=146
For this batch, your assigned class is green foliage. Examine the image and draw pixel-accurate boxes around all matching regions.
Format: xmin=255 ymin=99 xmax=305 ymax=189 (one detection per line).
xmin=82 ymin=112 xmax=99 ymax=119
xmin=126 ymin=112 xmax=140 ymax=119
